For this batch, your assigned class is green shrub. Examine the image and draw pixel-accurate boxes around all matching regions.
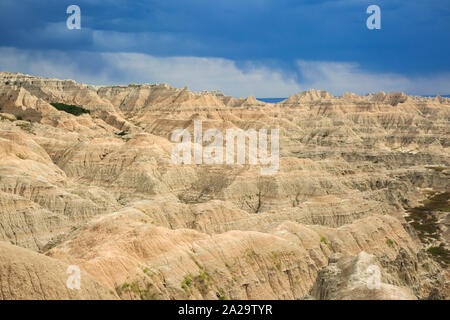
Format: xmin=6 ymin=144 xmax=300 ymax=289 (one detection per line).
xmin=320 ymin=236 xmax=333 ymax=251
xmin=16 ymin=122 xmax=32 ymax=133
xmin=193 ymin=271 xmax=211 ymax=293
xmin=386 ymin=239 xmax=394 ymax=248
xmin=245 ymin=249 xmax=257 ymax=260
xmin=405 ymin=192 xmax=449 ymax=243
xmin=50 ymin=102 xmax=90 ymax=116
xmin=115 ymin=281 xmax=157 ymax=300
xmin=217 ymin=289 xmax=227 ymax=300
xmin=181 ymin=275 xmax=192 ymax=291
xmin=427 ymin=244 xmax=449 ymax=266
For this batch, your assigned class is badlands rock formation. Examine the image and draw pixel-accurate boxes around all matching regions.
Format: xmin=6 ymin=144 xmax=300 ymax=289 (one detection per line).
xmin=0 ymin=241 xmax=115 ymax=299
xmin=308 ymin=251 xmax=419 ymax=300
xmin=0 ymin=72 xmax=448 ymax=300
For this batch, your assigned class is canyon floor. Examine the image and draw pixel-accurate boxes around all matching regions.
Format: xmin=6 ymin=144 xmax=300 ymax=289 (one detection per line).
xmin=0 ymin=72 xmax=448 ymax=300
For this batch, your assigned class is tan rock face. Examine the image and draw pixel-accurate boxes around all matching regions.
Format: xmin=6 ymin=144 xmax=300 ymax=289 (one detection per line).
xmin=0 ymin=241 xmax=116 ymax=299
xmin=0 ymin=72 xmax=448 ymax=300
xmin=46 ymin=213 xmax=427 ymax=300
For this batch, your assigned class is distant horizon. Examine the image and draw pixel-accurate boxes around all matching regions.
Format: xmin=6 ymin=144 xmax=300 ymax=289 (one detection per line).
xmin=257 ymin=95 xmax=450 ymax=104
xmin=257 ymin=94 xmax=450 ymax=102
xmin=2 ymin=70 xmax=450 ymax=101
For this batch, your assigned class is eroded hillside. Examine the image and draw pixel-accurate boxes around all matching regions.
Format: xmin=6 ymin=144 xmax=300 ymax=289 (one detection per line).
xmin=0 ymin=72 xmax=448 ymax=300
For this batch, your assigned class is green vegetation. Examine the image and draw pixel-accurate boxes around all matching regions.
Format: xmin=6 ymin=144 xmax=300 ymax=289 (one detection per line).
xmin=405 ymin=192 xmax=449 ymax=242
xmin=417 ymin=192 xmax=450 ymax=212
xmin=115 ymin=281 xmax=157 ymax=300
xmin=405 ymin=192 xmax=450 ymax=267
xmin=180 ymin=270 xmax=213 ymax=296
xmin=320 ymin=236 xmax=333 ymax=251
xmin=16 ymin=153 xmax=26 ymax=160
xmin=386 ymin=239 xmax=394 ymax=248
xmin=16 ymin=121 xmax=32 ymax=133
xmin=43 ymin=238 xmax=62 ymax=252
xmin=245 ymin=249 xmax=257 ymax=260
xmin=217 ymin=289 xmax=227 ymax=300
xmin=50 ymin=102 xmax=90 ymax=116
xmin=192 ymin=271 xmax=212 ymax=294
xmin=427 ymin=244 xmax=449 ymax=267
xmin=181 ymin=275 xmax=193 ymax=295
xmin=270 ymin=251 xmax=282 ymax=271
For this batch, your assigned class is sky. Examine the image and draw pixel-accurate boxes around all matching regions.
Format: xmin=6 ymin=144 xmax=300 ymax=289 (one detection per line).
xmin=0 ymin=0 xmax=449 ymax=97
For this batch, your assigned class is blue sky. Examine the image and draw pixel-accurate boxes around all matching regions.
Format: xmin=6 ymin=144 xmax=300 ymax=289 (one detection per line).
xmin=0 ymin=0 xmax=449 ymax=97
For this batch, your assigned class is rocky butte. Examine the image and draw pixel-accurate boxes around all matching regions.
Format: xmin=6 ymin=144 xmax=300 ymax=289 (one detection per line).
xmin=0 ymin=72 xmax=448 ymax=300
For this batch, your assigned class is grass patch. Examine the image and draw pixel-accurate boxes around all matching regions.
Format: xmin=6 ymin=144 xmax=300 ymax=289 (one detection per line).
xmin=427 ymin=244 xmax=450 ymax=267
xmin=181 ymin=275 xmax=193 ymax=295
xmin=115 ymin=281 xmax=157 ymax=300
xmin=43 ymin=238 xmax=62 ymax=252
xmin=245 ymin=249 xmax=257 ymax=260
xmin=16 ymin=122 xmax=32 ymax=133
xmin=50 ymin=102 xmax=90 ymax=116
xmin=270 ymin=251 xmax=283 ymax=271
xmin=406 ymin=192 xmax=450 ymax=267
xmin=217 ymin=289 xmax=227 ymax=300
xmin=181 ymin=270 xmax=213 ymax=296
xmin=418 ymin=192 xmax=450 ymax=212
xmin=320 ymin=236 xmax=333 ymax=251
xmin=192 ymin=271 xmax=212 ymax=295
xmin=386 ymin=239 xmax=394 ymax=248
xmin=405 ymin=192 xmax=449 ymax=242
